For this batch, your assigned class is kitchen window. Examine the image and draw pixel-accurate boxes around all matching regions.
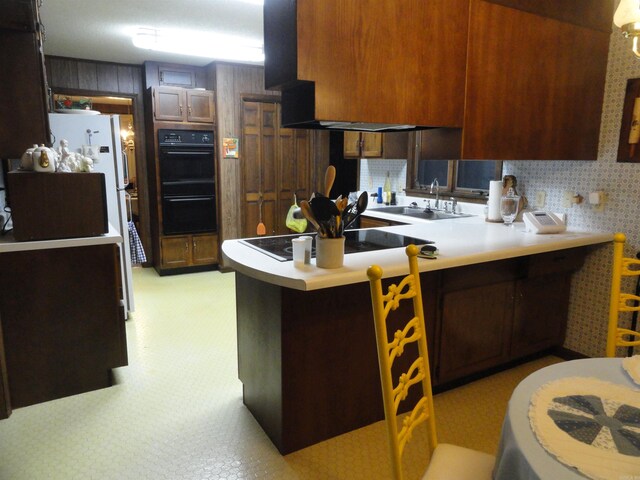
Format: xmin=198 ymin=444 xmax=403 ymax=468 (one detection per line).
xmin=407 ymin=131 xmax=502 ymax=200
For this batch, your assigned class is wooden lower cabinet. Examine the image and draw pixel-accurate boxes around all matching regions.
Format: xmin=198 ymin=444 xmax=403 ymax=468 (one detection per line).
xmin=160 ymin=233 xmax=219 ymax=270
xmin=192 ymin=234 xmax=218 ymax=264
xmin=433 ymin=248 xmax=587 ymax=385
xmin=438 ymin=281 xmax=514 ymax=383
xmin=235 ymin=247 xmax=590 ymax=453
xmin=0 ymin=244 xmax=126 ymax=413
xmin=0 ymin=318 xmax=10 ymax=419
xmin=359 ymin=215 xmax=407 ymax=228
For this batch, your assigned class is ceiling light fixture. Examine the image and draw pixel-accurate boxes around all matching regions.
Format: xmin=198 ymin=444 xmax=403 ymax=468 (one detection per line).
xmin=614 ymin=0 xmax=640 ymax=57
xmin=132 ymin=27 xmax=264 ymax=63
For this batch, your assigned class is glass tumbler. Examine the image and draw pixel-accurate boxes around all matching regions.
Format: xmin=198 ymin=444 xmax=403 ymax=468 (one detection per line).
xmin=500 ymin=188 xmax=520 ymax=226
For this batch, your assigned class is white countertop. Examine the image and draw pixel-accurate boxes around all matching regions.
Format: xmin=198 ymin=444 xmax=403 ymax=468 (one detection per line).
xmin=222 ymin=209 xmax=612 ymax=291
xmin=0 ymin=223 xmax=122 ymax=253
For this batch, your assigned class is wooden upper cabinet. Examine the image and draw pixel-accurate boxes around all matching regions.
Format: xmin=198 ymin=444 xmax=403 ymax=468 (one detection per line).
xmin=154 ymin=87 xmax=184 ymax=121
xmin=153 ymin=87 xmax=215 ymax=123
xmin=159 ymin=66 xmax=196 ymax=88
xmin=264 ymin=0 xmax=469 ymax=127
xmin=144 ymin=61 xmax=207 ymax=89
xmin=186 ymin=90 xmax=215 ymax=123
xmin=344 ymin=132 xmax=408 ymax=159
xmin=362 ymin=134 xmax=383 ymax=158
xmin=0 ymin=2 xmax=50 ymax=158
xmin=461 ymin=0 xmax=612 ymax=160
xmin=343 ymin=132 xmax=361 ymax=158
xmin=2 ymin=0 xmax=37 ymax=31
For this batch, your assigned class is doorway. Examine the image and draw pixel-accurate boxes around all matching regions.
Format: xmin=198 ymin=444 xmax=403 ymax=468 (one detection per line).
xmin=51 ymin=93 xmax=147 ymax=260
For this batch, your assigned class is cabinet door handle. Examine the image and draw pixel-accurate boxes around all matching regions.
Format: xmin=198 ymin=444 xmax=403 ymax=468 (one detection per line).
xmin=188 ymin=106 xmax=193 ymax=116
xmin=184 ymin=241 xmax=189 ymax=253
xmin=193 ymin=239 xmax=197 ymax=250
xmin=180 ymin=105 xmax=183 ymax=115
xmin=160 ymin=71 xmax=164 ymax=83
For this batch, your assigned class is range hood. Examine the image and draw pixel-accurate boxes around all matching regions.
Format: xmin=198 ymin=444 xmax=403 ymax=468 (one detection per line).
xmin=264 ymin=0 xmax=468 ymax=133
xmin=279 ymin=82 xmax=426 ymax=132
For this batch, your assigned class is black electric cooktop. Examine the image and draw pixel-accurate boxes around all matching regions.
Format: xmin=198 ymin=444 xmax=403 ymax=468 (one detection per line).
xmin=240 ymin=229 xmax=434 ymax=262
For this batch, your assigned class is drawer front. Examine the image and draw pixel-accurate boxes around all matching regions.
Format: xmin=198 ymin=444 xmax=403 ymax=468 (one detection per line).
xmin=526 ymin=247 xmax=588 ymax=278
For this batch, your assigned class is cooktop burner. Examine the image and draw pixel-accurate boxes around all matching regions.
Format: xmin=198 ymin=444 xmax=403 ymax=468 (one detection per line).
xmin=240 ymin=229 xmax=434 ymax=262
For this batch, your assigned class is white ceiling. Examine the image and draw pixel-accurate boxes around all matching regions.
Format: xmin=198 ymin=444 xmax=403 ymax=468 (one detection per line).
xmin=39 ymin=0 xmax=264 ymax=67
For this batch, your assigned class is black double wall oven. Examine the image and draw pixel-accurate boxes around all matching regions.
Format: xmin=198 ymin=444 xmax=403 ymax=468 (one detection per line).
xmin=158 ymin=129 xmax=217 ymax=235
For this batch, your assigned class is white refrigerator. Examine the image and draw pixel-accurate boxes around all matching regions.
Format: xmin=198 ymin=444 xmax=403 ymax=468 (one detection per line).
xmin=48 ymin=113 xmax=135 ymax=318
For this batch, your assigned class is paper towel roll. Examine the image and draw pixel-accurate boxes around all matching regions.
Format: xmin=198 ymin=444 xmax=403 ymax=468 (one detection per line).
xmin=487 ymin=180 xmax=503 ymax=222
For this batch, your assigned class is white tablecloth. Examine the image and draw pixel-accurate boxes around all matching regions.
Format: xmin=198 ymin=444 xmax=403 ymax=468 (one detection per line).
xmin=493 ymin=358 xmax=638 ymax=480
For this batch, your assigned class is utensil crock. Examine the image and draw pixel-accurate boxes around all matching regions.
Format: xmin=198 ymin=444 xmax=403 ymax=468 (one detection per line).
xmin=315 ymin=236 xmax=345 ymax=269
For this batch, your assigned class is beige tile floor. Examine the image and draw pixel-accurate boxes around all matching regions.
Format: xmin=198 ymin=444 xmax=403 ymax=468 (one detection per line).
xmin=0 ymin=268 xmax=561 ymax=479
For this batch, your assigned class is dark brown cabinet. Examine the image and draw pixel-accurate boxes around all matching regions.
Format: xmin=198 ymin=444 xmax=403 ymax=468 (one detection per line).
xmin=0 ymin=0 xmax=50 ymax=158
xmin=344 ymin=132 xmax=409 ymax=159
xmin=0 ymin=318 xmax=10 ymax=419
xmin=438 ymin=281 xmax=514 ymax=383
xmin=152 ymin=86 xmax=215 ymax=123
xmin=160 ymin=233 xmax=219 ymax=269
xmin=432 ymin=248 xmax=587 ymax=385
xmin=159 ymin=65 xmax=196 ymax=88
xmin=145 ymin=85 xmax=220 ymax=275
xmin=234 ymin=247 xmax=589 ymax=453
xmin=145 ymin=61 xmax=208 ymax=89
xmin=0 ymin=244 xmax=127 ymax=414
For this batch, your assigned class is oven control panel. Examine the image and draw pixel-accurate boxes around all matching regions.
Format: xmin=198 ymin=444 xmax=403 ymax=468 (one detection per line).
xmin=158 ymin=129 xmax=214 ymax=147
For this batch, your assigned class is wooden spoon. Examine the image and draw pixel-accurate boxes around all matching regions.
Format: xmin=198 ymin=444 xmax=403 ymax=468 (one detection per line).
xmin=324 ymin=165 xmax=336 ymax=198
xmin=257 ymin=198 xmax=266 ymax=235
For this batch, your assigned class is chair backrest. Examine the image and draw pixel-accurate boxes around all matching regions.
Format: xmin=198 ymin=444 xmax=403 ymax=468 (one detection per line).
xmin=367 ymin=244 xmax=438 ymax=480
xmin=607 ymin=232 xmax=640 ymax=357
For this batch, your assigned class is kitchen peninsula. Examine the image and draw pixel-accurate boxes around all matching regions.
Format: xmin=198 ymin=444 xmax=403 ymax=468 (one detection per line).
xmin=222 ymin=216 xmax=612 ymax=454
xmin=0 ymin=226 xmax=128 ymax=419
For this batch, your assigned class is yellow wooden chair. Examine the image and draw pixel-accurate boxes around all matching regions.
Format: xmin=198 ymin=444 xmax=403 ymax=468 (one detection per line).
xmin=367 ymin=245 xmax=495 ymax=480
xmin=606 ymin=232 xmax=640 ymax=357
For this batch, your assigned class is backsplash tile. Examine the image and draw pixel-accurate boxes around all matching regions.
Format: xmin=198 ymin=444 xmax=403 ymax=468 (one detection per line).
xmin=504 ymin=31 xmax=640 ymax=357
xmin=359 ymin=159 xmax=407 ymax=195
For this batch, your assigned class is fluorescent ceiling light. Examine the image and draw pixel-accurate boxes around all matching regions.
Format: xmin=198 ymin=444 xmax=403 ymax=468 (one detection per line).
xmin=132 ymin=27 xmax=264 ymax=63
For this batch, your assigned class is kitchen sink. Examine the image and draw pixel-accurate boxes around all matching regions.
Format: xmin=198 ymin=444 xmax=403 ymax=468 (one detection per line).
xmin=370 ymin=206 xmax=475 ymax=220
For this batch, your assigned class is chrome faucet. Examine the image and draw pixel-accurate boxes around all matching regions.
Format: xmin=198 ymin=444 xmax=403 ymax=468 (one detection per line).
xmin=430 ymin=178 xmax=440 ymax=210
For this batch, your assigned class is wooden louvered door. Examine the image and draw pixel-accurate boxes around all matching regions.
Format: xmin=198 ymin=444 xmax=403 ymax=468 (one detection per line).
xmin=242 ymin=101 xmax=277 ymax=237
xmin=242 ymin=100 xmax=311 ymax=238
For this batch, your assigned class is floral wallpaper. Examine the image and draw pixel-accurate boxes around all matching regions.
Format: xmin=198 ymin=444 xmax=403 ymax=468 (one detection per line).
xmin=505 ymin=30 xmax=640 ymax=357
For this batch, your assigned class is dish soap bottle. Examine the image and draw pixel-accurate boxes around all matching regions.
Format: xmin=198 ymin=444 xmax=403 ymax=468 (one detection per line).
xmin=383 ymin=171 xmax=392 ymax=205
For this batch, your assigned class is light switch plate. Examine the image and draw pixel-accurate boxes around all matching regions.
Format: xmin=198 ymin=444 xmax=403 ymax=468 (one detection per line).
xmin=535 ymin=191 xmax=546 ymax=208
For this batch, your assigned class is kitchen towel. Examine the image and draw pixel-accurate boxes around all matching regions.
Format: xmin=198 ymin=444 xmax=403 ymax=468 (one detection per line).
xmin=128 ymin=220 xmax=147 ymax=265
xmin=487 ymin=180 xmax=503 ymax=222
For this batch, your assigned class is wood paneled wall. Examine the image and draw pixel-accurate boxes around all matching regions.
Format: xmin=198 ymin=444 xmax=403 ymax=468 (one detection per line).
xmin=210 ymin=63 xmax=329 ymax=245
xmin=210 ymin=63 xmax=276 ymax=242
xmin=44 ymin=56 xmax=151 ymax=262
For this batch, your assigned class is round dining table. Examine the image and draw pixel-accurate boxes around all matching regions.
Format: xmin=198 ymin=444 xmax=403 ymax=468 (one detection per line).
xmin=492 ymin=357 xmax=637 ymax=480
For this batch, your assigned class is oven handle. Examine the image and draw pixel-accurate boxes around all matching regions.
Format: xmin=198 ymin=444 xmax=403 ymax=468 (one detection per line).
xmin=164 ymin=196 xmax=214 ymax=202
xmin=162 ymin=150 xmax=213 ymax=156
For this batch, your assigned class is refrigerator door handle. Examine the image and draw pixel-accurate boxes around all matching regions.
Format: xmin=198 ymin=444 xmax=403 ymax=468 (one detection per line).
xmin=125 ymin=191 xmax=132 ymax=222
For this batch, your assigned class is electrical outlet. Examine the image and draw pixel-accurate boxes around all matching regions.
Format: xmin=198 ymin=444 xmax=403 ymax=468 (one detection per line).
xmin=535 ymin=191 xmax=546 ymax=208
xmin=592 ymin=192 xmax=606 ymax=212
xmin=562 ymin=191 xmax=574 ymax=208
